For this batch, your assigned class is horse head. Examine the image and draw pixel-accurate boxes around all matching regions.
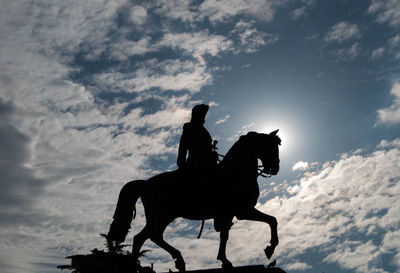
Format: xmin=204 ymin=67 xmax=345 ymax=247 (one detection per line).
xmin=246 ymin=130 xmax=281 ymax=176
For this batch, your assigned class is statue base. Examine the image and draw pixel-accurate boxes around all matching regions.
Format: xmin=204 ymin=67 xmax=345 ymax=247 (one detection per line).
xmin=175 ymin=265 xmax=286 ymax=273
xmin=58 ymin=250 xmax=286 ymax=273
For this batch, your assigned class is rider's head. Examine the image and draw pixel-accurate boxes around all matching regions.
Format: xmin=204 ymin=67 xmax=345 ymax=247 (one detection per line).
xmin=191 ymin=104 xmax=209 ymax=125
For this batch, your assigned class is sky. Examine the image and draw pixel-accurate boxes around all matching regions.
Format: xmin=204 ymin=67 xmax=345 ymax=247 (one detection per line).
xmin=0 ymin=0 xmax=400 ymax=272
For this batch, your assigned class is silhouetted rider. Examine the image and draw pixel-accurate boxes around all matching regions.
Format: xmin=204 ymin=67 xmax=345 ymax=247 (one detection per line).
xmin=177 ymin=104 xmax=218 ymax=185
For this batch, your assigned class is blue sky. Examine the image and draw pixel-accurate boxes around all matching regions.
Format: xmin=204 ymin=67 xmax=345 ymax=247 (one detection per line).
xmin=0 ymin=1 xmax=400 ymax=272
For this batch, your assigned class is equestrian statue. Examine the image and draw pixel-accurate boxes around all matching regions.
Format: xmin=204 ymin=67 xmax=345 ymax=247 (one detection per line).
xmin=106 ymin=104 xmax=281 ymax=271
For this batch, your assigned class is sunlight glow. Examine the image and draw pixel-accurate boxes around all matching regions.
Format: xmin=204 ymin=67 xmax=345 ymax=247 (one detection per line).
xmin=255 ymin=119 xmax=297 ymax=156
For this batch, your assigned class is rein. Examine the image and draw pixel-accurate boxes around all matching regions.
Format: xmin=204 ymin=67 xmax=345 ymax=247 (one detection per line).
xmin=216 ymin=152 xmax=272 ymax=178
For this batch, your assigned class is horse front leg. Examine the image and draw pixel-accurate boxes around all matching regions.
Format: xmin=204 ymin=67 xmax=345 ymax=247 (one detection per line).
xmin=149 ymin=220 xmax=186 ymax=272
xmin=237 ymin=207 xmax=279 ymax=259
xmin=217 ymin=227 xmax=233 ymax=268
xmin=151 ymin=235 xmax=186 ymax=272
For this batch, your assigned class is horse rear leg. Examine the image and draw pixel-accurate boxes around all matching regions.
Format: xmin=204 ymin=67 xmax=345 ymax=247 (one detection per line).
xmin=132 ymin=225 xmax=150 ymax=258
xmin=217 ymin=227 xmax=233 ymax=269
xmin=149 ymin=222 xmax=186 ymax=272
xmin=237 ymin=208 xmax=279 ymax=259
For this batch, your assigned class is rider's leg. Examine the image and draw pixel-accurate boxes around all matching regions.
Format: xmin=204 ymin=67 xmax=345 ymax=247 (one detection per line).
xmin=236 ymin=207 xmax=278 ymax=259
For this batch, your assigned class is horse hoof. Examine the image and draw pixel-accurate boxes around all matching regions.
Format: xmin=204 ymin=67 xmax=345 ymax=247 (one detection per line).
xmin=175 ymin=260 xmax=186 ymax=272
xmin=221 ymin=261 xmax=233 ymax=269
xmin=264 ymin=245 xmax=276 ymax=259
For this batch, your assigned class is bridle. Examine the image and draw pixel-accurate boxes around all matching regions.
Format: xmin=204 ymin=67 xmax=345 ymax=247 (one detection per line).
xmin=215 ymin=152 xmax=273 ymax=178
xmin=258 ymin=168 xmax=273 ymax=178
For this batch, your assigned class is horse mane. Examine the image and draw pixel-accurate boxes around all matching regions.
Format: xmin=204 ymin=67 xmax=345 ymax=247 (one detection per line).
xmin=220 ymin=132 xmax=258 ymax=166
xmin=220 ymin=131 xmax=280 ymax=166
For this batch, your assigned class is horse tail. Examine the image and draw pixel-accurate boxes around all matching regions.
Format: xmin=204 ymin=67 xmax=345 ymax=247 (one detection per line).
xmin=107 ymin=180 xmax=145 ymax=243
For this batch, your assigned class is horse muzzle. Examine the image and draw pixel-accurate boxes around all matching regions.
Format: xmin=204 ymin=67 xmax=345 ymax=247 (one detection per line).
xmin=262 ymin=164 xmax=279 ymax=176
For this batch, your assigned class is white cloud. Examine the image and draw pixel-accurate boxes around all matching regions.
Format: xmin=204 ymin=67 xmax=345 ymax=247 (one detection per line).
xmin=381 ymin=230 xmax=400 ymax=268
xmin=153 ymin=0 xmax=199 ymax=23
xmin=382 ymin=230 xmax=400 ymax=253
xmin=227 ymin=122 xmax=255 ymax=141
xmin=208 ymin=101 xmax=219 ymax=107
xmin=291 ymin=7 xmax=308 ymax=20
xmin=215 ymin=114 xmax=230 ymax=125
xmin=107 ymin=37 xmax=155 ymax=61
xmin=370 ymin=34 xmax=400 ymax=61
xmin=346 ymin=42 xmax=360 ymax=58
xmin=352 ymin=148 xmax=364 ymax=155
xmin=377 ymin=137 xmax=400 ymax=148
xmin=388 ymin=34 xmax=400 ymax=49
xmin=377 ymin=82 xmax=400 ymax=125
xmin=0 ymin=0 xmax=237 ymax=97
xmin=94 ymin=59 xmax=212 ymax=93
xmin=323 ymin=241 xmax=382 ymax=273
xmin=334 ymin=42 xmax=360 ymax=61
xmin=324 ymin=22 xmax=361 ymax=43
xmin=284 ymin=261 xmax=312 ymax=271
xmin=368 ymin=0 xmax=400 ymax=27
xmin=230 ymin=20 xmax=279 ymax=53
xmin=290 ymin=0 xmax=315 ymax=20
xmin=242 ymin=122 xmax=255 ymax=129
xmin=199 ymin=0 xmax=277 ymax=24
xmin=103 ymin=21 xmax=238 ymax=64
xmin=292 ymin=161 xmax=309 ymax=171
xmin=252 ymin=140 xmax=400 ymax=272
xmin=371 ymin=47 xmax=385 ymax=59
xmin=130 ymin=5 xmax=148 ymax=25
xmin=159 ymin=31 xmax=233 ymax=58
xmin=0 ymin=0 xmax=126 ymax=64
xmin=153 ymin=0 xmax=286 ymax=25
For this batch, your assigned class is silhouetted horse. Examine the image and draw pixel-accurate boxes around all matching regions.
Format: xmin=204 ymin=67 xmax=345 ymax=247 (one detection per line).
xmin=107 ymin=131 xmax=281 ymax=271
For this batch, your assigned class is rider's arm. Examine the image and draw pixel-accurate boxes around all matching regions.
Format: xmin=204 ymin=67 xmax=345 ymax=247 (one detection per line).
xmin=177 ymin=124 xmax=190 ymax=168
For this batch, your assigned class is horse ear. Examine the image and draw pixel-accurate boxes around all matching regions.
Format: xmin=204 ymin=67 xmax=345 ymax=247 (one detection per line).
xmin=270 ymin=129 xmax=279 ymax=136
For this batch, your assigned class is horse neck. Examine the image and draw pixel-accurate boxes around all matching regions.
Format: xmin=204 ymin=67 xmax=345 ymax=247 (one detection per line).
xmin=221 ymin=139 xmax=258 ymax=173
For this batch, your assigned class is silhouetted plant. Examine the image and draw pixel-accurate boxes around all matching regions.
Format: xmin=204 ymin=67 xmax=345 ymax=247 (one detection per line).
xmin=100 ymin=233 xmax=131 ymax=253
